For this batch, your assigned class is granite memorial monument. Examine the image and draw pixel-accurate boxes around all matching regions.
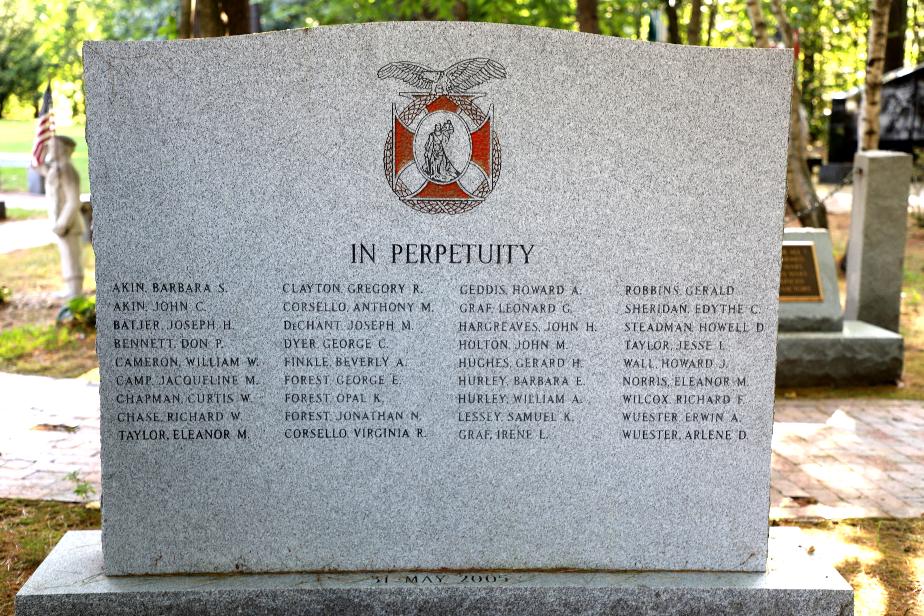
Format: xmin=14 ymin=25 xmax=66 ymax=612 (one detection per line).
xmin=17 ymin=22 xmax=853 ymax=615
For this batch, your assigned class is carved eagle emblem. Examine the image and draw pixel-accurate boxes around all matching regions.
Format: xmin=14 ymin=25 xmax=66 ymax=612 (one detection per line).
xmin=377 ymin=57 xmax=507 ymax=94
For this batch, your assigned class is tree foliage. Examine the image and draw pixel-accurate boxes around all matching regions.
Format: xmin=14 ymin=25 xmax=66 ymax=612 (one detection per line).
xmin=29 ymin=0 xmax=105 ymax=118
xmin=0 ymin=1 xmax=43 ymax=118
xmin=3 ymin=0 xmax=921 ymax=146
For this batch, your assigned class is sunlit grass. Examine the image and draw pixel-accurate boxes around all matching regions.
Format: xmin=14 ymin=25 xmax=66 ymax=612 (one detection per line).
xmin=0 ymin=324 xmax=97 ymax=377
xmin=776 ymin=519 xmax=924 ymax=616
xmin=0 ymin=324 xmax=77 ymax=357
xmin=0 ymin=244 xmax=98 ymax=376
xmin=0 ymin=243 xmax=95 ymax=296
xmin=0 ymin=167 xmax=27 ymax=192
xmin=0 ymin=500 xmax=100 ymax=615
xmin=0 ymin=504 xmax=917 ymax=616
xmin=1 ymin=207 xmax=45 ymax=221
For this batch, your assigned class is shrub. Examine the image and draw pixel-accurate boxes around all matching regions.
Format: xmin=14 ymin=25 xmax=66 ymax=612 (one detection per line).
xmin=57 ymin=295 xmax=96 ymax=330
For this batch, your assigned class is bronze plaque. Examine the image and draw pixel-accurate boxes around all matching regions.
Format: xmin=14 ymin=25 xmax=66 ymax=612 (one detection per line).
xmin=779 ymin=241 xmax=824 ymax=302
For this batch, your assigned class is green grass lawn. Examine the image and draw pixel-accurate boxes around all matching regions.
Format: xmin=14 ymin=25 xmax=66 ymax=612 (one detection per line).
xmin=0 ymin=500 xmax=101 ymax=614
xmin=0 ymin=119 xmax=89 ymax=192
xmin=0 ymin=324 xmax=97 ymax=377
xmin=1 ymin=208 xmax=44 ymax=221
xmin=0 ymin=244 xmax=98 ymax=377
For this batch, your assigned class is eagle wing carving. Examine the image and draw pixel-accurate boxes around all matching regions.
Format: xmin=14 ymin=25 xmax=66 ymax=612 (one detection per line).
xmin=376 ymin=62 xmax=440 ymax=91
xmin=442 ymin=58 xmax=507 ymax=91
xmin=378 ymin=58 xmax=507 ymax=92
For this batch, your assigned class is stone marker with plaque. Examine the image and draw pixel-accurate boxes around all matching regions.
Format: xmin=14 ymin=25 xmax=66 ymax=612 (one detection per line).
xmin=775 ymin=225 xmax=903 ymax=387
xmin=17 ymin=23 xmax=853 ymax=615
xmin=778 ymin=228 xmax=842 ymax=332
xmin=780 ymin=242 xmax=823 ymax=302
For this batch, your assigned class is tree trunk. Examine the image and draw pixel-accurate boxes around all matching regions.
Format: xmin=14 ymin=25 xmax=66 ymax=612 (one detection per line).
xmin=634 ymin=2 xmax=643 ymax=39
xmin=885 ymin=0 xmax=906 ymax=71
xmin=191 ymin=0 xmax=200 ymax=37
xmin=249 ymin=3 xmax=261 ymax=33
xmin=769 ymin=0 xmax=793 ymax=46
xmin=223 ymin=0 xmax=250 ymax=35
xmin=686 ymin=0 xmax=702 ymax=45
xmin=178 ymin=0 xmax=192 ymax=38
xmin=453 ymin=1 xmax=468 ymax=21
xmin=577 ymin=0 xmax=600 ymax=34
xmin=197 ymin=0 xmax=224 ymax=37
xmin=664 ymin=0 xmax=682 ymax=43
xmin=761 ymin=0 xmax=828 ymax=227
xmin=746 ymin=0 xmax=770 ymax=48
xmin=800 ymin=3 xmax=822 ymax=138
xmin=704 ymin=0 xmax=717 ymax=46
xmin=784 ymin=71 xmax=829 ymax=227
xmin=416 ymin=5 xmax=438 ymax=20
xmin=861 ymin=0 xmax=893 ymax=150
xmin=801 ymin=41 xmax=815 ymax=123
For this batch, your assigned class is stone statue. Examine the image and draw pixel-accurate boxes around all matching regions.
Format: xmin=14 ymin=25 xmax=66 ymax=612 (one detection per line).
xmin=41 ymin=136 xmax=84 ymax=299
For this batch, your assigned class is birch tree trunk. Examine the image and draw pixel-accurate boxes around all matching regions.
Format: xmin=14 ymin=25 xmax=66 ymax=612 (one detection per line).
xmin=577 ymin=0 xmax=600 ymax=33
xmin=746 ymin=0 xmax=770 ymax=47
xmin=861 ymin=0 xmax=893 ymax=150
xmin=687 ymin=0 xmax=702 ymax=45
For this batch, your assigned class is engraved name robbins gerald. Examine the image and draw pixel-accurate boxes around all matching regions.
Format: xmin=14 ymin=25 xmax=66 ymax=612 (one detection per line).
xmin=380 ymin=57 xmax=505 ymax=215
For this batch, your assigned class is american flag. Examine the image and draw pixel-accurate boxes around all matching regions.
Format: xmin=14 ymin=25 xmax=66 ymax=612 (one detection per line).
xmin=31 ymin=85 xmax=55 ymax=168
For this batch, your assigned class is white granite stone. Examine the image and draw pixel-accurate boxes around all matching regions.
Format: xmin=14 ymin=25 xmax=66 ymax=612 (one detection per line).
xmin=83 ymin=24 xmax=792 ymax=574
xmin=845 ymin=150 xmax=912 ymax=333
xmin=16 ymin=529 xmax=853 ymax=616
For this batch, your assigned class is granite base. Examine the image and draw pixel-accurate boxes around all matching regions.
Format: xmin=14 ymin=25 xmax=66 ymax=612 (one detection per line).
xmin=776 ymin=320 xmax=903 ymax=387
xmin=17 ymin=529 xmax=852 ymax=616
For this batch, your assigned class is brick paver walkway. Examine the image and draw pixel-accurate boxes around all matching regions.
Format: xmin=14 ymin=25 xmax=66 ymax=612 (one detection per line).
xmin=770 ymin=399 xmax=924 ymax=519
xmin=0 ymin=373 xmax=100 ymax=500
xmin=1 ymin=370 xmax=922 ymax=515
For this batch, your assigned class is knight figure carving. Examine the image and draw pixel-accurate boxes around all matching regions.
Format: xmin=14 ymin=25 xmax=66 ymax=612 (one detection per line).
xmin=422 ymin=120 xmax=459 ymax=182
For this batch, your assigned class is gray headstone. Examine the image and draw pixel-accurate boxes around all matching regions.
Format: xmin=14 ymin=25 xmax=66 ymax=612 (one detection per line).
xmin=818 ymin=162 xmax=852 ymax=185
xmin=27 ymin=166 xmax=45 ymax=195
xmin=778 ymin=228 xmax=842 ymax=332
xmin=83 ymin=23 xmax=793 ymax=575
xmin=844 ymin=150 xmax=912 ymax=333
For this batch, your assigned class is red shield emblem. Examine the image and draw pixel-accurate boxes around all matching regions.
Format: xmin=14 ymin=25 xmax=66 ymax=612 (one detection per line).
xmin=379 ymin=58 xmax=506 ymax=214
